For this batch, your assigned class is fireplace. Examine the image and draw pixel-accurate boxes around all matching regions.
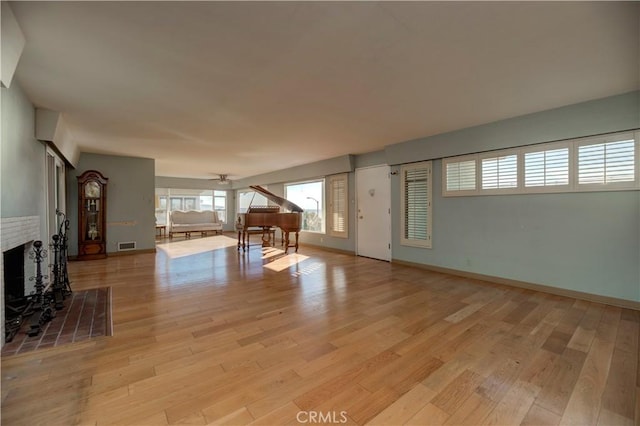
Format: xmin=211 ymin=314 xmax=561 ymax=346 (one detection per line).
xmin=1 ymin=216 xmax=41 ymax=346
xmin=4 ymin=244 xmax=26 ymax=304
xmin=2 ymin=242 xmax=34 ymax=330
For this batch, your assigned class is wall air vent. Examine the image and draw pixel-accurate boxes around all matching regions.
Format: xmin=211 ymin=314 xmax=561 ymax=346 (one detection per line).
xmin=117 ymin=241 xmax=136 ymax=251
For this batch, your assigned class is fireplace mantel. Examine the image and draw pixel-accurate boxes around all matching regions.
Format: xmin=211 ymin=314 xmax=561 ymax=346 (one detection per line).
xmin=1 ymin=216 xmax=40 ymax=253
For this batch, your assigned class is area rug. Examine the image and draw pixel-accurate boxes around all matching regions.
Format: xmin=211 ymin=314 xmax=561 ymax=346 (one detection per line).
xmin=2 ymin=287 xmax=112 ymax=357
xmin=156 ymin=235 xmax=238 ymax=259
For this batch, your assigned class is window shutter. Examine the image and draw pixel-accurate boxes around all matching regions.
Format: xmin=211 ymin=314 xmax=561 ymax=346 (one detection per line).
xmin=578 ymin=139 xmax=635 ymax=185
xmin=401 ymin=162 xmax=432 ymax=247
xmin=328 ymin=174 xmax=348 ymax=238
xmin=446 ymin=160 xmax=476 ymax=191
xmin=524 ymin=147 xmax=569 ymax=187
xmin=481 ymin=154 xmax=517 ymax=189
xmin=441 ymin=131 xmax=637 ymax=196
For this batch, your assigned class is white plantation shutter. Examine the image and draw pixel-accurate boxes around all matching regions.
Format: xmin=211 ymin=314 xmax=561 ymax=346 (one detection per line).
xmin=446 ymin=159 xmax=476 ymax=192
xmin=441 ymin=131 xmax=638 ymax=196
xmin=481 ymin=154 xmax=517 ymax=189
xmin=578 ymin=138 xmax=635 ymax=185
xmin=328 ymin=174 xmax=348 ymax=238
xmin=401 ymin=162 xmax=432 ymax=248
xmin=524 ymin=147 xmax=569 ymax=187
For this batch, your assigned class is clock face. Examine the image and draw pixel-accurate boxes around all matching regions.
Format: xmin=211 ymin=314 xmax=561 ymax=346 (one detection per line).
xmin=84 ymin=181 xmax=101 ymax=198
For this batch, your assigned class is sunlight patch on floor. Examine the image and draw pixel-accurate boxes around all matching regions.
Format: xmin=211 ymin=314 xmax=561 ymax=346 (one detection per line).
xmin=261 ymin=247 xmax=285 ymax=260
xmin=263 ymin=252 xmax=310 ymax=272
xmin=157 ymin=235 xmax=238 ymax=259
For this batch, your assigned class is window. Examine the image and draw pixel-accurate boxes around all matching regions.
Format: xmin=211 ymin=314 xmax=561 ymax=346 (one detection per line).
xmin=327 ymin=174 xmax=348 ymax=238
xmin=577 ymin=136 xmax=636 ymax=187
xmin=184 ymin=197 xmax=197 ymax=211
xmin=443 ymin=156 xmax=476 ymax=196
xmin=237 ymin=190 xmax=268 ymax=214
xmin=446 ymin=159 xmax=476 ymax=192
xmin=442 ymin=131 xmax=639 ymax=196
xmin=199 ymin=191 xmax=227 ymax=222
xmin=524 ymin=146 xmax=569 ymax=188
xmin=285 ymin=180 xmax=325 ymax=233
xmin=156 ymin=188 xmax=228 ymax=225
xmin=401 ymin=161 xmax=432 ymax=248
xmin=158 ymin=196 xmax=167 ymax=210
xmin=155 ymin=194 xmax=168 ymax=225
xmin=214 ymin=191 xmax=227 ymax=223
xmin=481 ymin=153 xmax=518 ymax=190
xmin=170 ymin=197 xmax=183 ymax=211
xmin=199 ymin=195 xmax=213 ymax=210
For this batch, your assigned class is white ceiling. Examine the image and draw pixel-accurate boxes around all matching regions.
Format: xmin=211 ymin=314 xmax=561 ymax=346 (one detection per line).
xmin=10 ymin=1 xmax=639 ymax=179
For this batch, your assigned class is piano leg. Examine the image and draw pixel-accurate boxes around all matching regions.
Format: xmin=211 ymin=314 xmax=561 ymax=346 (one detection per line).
xmin=282 ymin=231 xmax=299 ymax=254
xmin=283 ymin=231 xmax=290 ymax=254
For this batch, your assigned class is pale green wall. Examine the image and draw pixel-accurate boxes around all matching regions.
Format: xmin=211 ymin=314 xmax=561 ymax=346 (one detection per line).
xmin=1 ymin=83 xmax=47 ymax=228
xmin=67 ymin=153 xmax=156 ymax=256
xmin=390 ymin=161 xmax=640 ymax=302
xmin=385 ymin=91 xmax=639 ymax=165
xmin=232 ymin=155 xmax=354 ymax=189
xmin=387 ymin=91 xmax=640 ymax=302
xmin=354 ymin=150 xmax=386 ymax=169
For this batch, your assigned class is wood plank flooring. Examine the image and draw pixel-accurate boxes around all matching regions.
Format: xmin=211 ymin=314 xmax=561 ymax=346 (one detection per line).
xmin=2 ymin=237 xmax=638 ymax=425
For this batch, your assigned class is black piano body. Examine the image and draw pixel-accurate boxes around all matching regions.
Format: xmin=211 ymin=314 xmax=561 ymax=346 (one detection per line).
xmin=236 ymin=185 xmax=303 ymax=253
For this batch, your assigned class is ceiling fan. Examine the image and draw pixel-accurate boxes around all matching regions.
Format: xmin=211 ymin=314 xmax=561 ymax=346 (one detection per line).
xmin=209 ymin=174 xmax=231 ymax=185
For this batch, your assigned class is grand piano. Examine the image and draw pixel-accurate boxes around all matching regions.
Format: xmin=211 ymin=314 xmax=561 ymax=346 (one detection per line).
xmin=236 ymin=185 xmax=303 ymax=253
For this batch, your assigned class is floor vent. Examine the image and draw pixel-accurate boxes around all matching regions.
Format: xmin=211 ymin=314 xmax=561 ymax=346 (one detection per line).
xmin=118 ymin=241 xmax=136 ymax=251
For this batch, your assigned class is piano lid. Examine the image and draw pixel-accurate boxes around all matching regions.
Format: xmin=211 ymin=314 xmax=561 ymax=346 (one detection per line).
xmin=249 ymin=185 xmax=304 ymax=213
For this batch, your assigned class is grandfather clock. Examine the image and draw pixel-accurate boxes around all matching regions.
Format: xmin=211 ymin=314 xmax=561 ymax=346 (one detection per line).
xmin=77 ymin=170 xmax=108 ymax=260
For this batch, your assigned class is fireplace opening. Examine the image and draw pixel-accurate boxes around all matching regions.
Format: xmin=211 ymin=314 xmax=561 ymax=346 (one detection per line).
xmin=4 ymin=244 xmax=27 ymax=319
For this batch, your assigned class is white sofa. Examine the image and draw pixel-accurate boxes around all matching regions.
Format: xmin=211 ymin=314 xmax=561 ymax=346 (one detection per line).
xmin=169 ymin=210 xmax=223 ymax=238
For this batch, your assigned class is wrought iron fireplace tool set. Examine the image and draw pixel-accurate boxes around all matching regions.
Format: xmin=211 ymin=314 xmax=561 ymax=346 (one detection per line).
xmin=5 ymin=211 xmax=73 ymax=342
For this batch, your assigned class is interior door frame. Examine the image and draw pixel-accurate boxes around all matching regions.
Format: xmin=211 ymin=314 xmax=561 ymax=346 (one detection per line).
xmin=355 ymin=165 xmax=391 ymax=261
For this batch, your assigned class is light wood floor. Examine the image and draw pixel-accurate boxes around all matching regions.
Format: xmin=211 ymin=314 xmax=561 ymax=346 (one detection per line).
xmin=2 ymin=237 xmax=639 ymax=425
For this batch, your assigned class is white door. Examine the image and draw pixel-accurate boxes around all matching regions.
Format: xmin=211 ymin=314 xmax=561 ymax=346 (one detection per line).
xmin=356 ymin=165 xmax=391 ymax=261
